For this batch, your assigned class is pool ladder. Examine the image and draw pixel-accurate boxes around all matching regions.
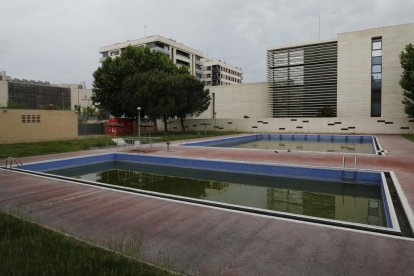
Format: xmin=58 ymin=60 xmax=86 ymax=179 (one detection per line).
xmin=5 ymin=157 xmax=24 ymax=170
xmin=342 ymin=156 xmax=357 ymax=184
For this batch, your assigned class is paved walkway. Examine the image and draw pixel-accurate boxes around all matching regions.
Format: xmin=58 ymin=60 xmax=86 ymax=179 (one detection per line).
xmin=1 ymin=135 xmax=414 ymax=275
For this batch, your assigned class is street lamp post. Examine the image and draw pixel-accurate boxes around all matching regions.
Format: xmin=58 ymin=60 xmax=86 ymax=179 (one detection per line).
xmin=137 ymin=107 xmax=141 ymax=144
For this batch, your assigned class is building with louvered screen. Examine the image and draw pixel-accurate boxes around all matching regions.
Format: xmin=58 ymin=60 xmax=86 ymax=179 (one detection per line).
xmin=8 ymin=81 xmax=71 ymax=110
xmin=267 ymin=40 xmax=337 ymax=118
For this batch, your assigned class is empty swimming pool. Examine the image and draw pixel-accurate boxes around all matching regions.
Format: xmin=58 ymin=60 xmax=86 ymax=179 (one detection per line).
xmin=19 ymin=153 xmax=402 ymax=235
xmin=184 ymin=134 xmax=381 ymax=154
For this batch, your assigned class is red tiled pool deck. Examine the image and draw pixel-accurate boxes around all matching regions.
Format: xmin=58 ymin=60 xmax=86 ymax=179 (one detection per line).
xmin=1 ymin=134 xmax=414 ymax=275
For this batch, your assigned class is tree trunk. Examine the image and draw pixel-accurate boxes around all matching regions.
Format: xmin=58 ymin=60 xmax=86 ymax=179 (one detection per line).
xmin=152 ymin=117 xmax=157 ymax=132
xmin=180 ymin=116 xmax=185 ymax=133
xmin=163 ymin=115 xmax=168 ymax=133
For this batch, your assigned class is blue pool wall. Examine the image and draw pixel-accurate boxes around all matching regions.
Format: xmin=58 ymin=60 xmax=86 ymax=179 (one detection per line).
xmin=382 ymin=184 xmax=394 ymax=228
xmin=183 ymin=133 xmax=376 ymax=150
xmin=23 ymin=153 xmax=382 ymax=185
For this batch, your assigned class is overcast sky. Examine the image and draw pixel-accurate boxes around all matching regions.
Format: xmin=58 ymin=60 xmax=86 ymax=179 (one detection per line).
xmin=1 ymin=0 xmax=413 ymax=87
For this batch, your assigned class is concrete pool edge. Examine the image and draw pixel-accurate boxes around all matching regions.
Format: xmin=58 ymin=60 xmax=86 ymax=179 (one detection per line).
xmin=14 ymin=152 xmax=404 ymax=236
xmin=21 ymin=152 xmax=383 ymax=185
xmin=181 ymin=133 xmax=383 ymax=155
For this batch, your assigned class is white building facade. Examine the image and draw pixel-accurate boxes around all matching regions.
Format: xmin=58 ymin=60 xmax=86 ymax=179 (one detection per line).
xmin=267 ymin=23 xmax=414 ymax=119
xmin=201 ymin=58 xmax=243 ymax=86
xmin=99 ymin=35 xmax=204 ymax=79
xmin=175 ymin=23 xmax=414 ymax=134
xmin=337 ymin=23 xmax=414 ymax=118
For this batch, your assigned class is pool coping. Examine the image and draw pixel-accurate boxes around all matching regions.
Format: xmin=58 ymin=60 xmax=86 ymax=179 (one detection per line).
xmin=181 ymin=133 xmax=384 ymax=156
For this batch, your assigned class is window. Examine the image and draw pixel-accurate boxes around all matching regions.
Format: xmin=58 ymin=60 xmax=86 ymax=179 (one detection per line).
xmin=176 ymin=49 xmax=190 ymax=58
xmin=372 ymin=73 xmax=382 ymax=80
xmin=110 ymin=50 xmax=119 ymax=56
xmin=372 ymin=50 xmax=382 ymax=57
xmin=371 ymin=37 xmax=382 ymax=117
xmin=372 ymin=56 xmax=382 ymax=65
xmin=372 ymin=40 xmax=382 ymax=50
xmin=372 ymin=65 xmax=381 ymax=73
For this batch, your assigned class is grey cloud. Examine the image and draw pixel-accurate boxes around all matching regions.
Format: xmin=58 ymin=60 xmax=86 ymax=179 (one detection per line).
xmin=1 ymin=0 xmax=413 ymax=87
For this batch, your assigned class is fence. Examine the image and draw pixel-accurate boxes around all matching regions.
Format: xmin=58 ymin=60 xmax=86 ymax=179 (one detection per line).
xmin=78 ymin=123 xmax=106 ymax=136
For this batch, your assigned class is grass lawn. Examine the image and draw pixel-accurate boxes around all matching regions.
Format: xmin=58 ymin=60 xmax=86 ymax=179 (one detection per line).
xmin=0 ymin=211 xmax=170 ymax=275
xmin=403 ymin=134 xmax=414 ymax=143
xmin=0 ymin=136 xmax=116 ymax=159
xmin=0 ymin=131 xmax=242 ymax=159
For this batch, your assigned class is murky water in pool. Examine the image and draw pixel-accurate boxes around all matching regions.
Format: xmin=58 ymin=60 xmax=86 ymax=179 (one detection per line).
xmin=48 ymin=162 xmax=386 ymax=226
xmin=214 ymin=139 xmax=374 ymax=154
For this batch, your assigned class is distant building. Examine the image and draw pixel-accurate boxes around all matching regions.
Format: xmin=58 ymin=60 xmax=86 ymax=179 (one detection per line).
xmin=267 ymin=22 xmax=414 ymax=118
xmin=0 ymin=71 xmax=92 ymax=112
xmin=201 ymin=58 xmax=243 ymax=86
xmin=99 ymin=35 xmax=204 ymax=79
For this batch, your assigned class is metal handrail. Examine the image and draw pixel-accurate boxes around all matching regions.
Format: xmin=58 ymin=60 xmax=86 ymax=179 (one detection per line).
xmin=342 ymin=156 xmax=357 ymax=184
xmin=5 ymin=157 xmax=24 ymax=170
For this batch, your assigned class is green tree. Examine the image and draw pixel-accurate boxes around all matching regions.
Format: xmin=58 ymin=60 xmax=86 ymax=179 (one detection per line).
xmin=92 ymin=46 xmax=177 ymax=120
xmin=92 ymin=45 xmax=210 ymax=133
xmin=173 ymin=74 xmax=210 ymax=132
xmin=6 ymin=100 xmax=25 ymax=109
xmin=82 ymin=106 xmax=97 ymax=120
xmin=400 ymin=43 xmax=414 ymax=117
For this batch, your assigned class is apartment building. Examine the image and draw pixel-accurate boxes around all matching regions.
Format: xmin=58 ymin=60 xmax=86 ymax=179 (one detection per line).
xmin=201 ymin=58 xmax=243 ymax=86
xmin=267 ymin=22 xmax=414 ymax=118
xmin=99 ymin=35 xmax=204 ymax=79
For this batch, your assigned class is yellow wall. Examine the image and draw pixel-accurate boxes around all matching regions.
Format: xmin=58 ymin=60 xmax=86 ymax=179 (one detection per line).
xmin=0 ymin=109 xmax=78 ymax=144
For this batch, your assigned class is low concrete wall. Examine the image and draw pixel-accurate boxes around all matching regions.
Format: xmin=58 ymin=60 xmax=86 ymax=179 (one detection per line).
xmin=0 ymin=109 xmax=78 ymax=144
xmin=162 ymin=117 xmax=414 ymax=134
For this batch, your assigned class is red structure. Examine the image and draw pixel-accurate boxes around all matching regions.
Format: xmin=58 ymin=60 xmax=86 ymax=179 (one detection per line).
xmin=106 ymin=118 xmax=134 ymax=136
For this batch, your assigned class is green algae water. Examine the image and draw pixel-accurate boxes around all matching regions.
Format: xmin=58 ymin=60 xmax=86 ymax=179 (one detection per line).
xmin=215 ymin=140 xmax=375 ymax=154
xmin=48 ymin=161 xmax=386 ymax=227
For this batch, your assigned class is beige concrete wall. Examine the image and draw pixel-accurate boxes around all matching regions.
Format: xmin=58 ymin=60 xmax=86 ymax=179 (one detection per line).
xmin=338 ymin=23 xmax=414 ymax=117
xmin=0 ymin=109 xmax=78 ymax=144
xmin=195 ymin=82 xmax=269 ymax=119
xmin=0 ymin=80 xmax=8 ymax=107
xmin=164 ymin=117 xmax=414 ymax=134
xmin=382 ymin=24 xmax=414 ymax=117
xmin=70 ymin=88 xmax=93 ymax=111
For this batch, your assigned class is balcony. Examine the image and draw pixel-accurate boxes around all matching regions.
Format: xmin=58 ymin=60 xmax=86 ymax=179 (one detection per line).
xmin=150 ymin=46 xmax=170 ymax=56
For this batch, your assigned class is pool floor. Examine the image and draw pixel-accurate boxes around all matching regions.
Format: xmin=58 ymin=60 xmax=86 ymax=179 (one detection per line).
xmin=218 ymin=139 xmax=374 ymax=154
